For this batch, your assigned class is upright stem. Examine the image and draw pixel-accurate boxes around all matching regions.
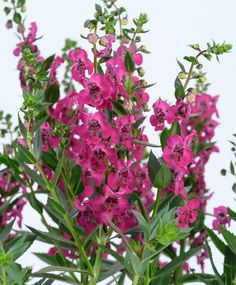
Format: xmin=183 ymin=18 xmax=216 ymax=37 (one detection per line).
xmin=132 ymin=275 xmax=139 ymax=285
xmin=2 ymin=268 xmax=7 ymax=285
xmin=88 ymin=247 xmax=103 ymax=285
xmin=152 ymin=188 xmax=161 ymax=219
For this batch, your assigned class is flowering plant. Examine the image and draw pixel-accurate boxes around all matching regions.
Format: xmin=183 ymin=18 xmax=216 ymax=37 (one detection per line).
xmin=0 ymin=0 xmax=236 ymax=284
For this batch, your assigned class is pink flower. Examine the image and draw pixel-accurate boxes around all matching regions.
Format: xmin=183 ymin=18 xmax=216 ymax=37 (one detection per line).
xmin=68 ymin=48 xmax=93 ymax=83
xmin=167 ymin=99 xmax=191 ymax=124
xmin=212 ymin=206 xmax=231 ymax=233
xmin=90 ymin=185 xmax=128 ymax=225
xmin=73 ymin=111 xmax=117 ymax=144
xmin=108 ymin=159 xmax=136 ymax=194
xmin=163 ymin=131 xmax=196 ymax=171
xmin=176 ymin=199 xmax=200 ymax=228
xmin=79 ymin=73 xmax=116 ymax=109
xmin=115 ymin=115 xmax=135 ymax=151
xmin=150 ymin=99 xmax=169 ymax=131
xmin=117 ymin=45 xmax=143 ymax=66
xmin=191 ymin=94 xmax=219 ymax=119
xmin=49 ymin=56 xmax=64 ymax=85
xmin=40 ymin=122 xmax=60 ymax=152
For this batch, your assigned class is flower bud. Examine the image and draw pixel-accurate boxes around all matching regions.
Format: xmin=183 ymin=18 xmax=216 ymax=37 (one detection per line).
xmin=17 ymin=23 xmax=25 ymax=34
xmin=196 ymin=63 xmax=203 ymax=70
xmin=121 ymin=17 xmax=128 ymax=26
xmin=5 ymin=19 xmax=13 ymax=29
xmin=123 ymin=100 xmax=133 ymax=112
xmin=88 ymin=33 xmax=98 ymax=44
xmin=220 ymin=169 xmax=227 ymax=176
xmin=21 ymin=6 xmax=27 ymax=12
xmin=140 ymin=79 xmax=147 ymax=87
xmin=137 ymin=67 xmax=145 ymax=77
xmin=199 ymin=76 xmax=206 ymax=83
xmin=178 ymin=72 xmax=187 ymax=80
xmin=139 ymin=45 xmax=147 ymax=52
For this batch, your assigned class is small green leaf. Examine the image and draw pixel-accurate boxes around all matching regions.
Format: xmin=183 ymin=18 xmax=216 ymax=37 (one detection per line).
xmin=230 ymin=161 xmax=235 ymax=175
xmin=4 ymin=7 xmax=11 ymax=15
xmin=17 ymin=0 xmax=26 ymax=8
xmin=0 ymin=220 xmax=15 ymax=244
xmin=228 ymin=208 xmax=236 ymax=221
xmin=124 ymin=249 xmax=141 ymax=276
xmin=45 ymin=83 xmax=60 ymax=104
xmin=42 ymin=54 xmax=55 ymax=72
xmin=23 ymin=165 xmax=47 ymax=189
xmin=206 ymin=227 xmax=227 ymax=255
xmin=176 ymin=59 xmax=186 ymax=73
xmin=153 ymin=161 xmax=172 ymax=189
xmin=160 ymin=128 xmax=169 ymax=149
xmin=220 ymin=225 xmax=236 ymax=256
xmin=133 ymin=117 xmax=146 ymax=129
xmin=13 ymin=12 xmax=21 ymax=24
xmin=18 ymin=114 xmax=27 ymax=140
xmin=35 ymin=266 xmax=92 ymax=275
xmin=27 ymin=192 xmax=43 ymax=215
xmin=132 ymin=210 xmax=150 ymax=238
xmin=148 ymin=150 xmax=161 ymax=184
xmin=224 ymin=247 xmax=236 ymax=285
xmin=174 ymin=76 xmax=185 ymax=99
xmin=16 ymin=142 xmax=37 ymax=164
xmin=52 ymin=153 xmax=64 ymax=189
xmin=95 ymin=3 xmax=102 ymax=13
xmin=33 ymin=128 xmax=42 ymax=160
xmin=112 ymin=101 xmax=128 ymax=116
xmin=124 ymin=52 xmax=135 ymax=73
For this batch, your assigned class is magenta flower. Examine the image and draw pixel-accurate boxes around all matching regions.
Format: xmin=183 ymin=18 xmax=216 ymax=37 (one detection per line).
xmin=108 ymin=159 xmax=136 ymax=194
xmin=176 ymin=199 xmax=200 ymax=228
xmin=68 ymin=48 xmax=93 ymax=83
xmin=115 ymin=115 xmax=135 ymax=151
xmin=191 ymin=94 xmax=219 ymax=119
xmin=80 ymin=73 xmax=116 ymax=109
xmin=49 ymin=56 xmax=64 ymax=85
xmin=150 ymin=99 xmax=170 ymax=131
xmin=167 ymin=99 xmax=191 ymax=124
xmin=74 ymin=111 xmax=117 ymax=144
xmin=40 ymin=122 xmax=60 ymax=152
xmin=90 ymin=185 xmax=128 ymax=225
xmin=212 ymin=206 xmax=231 ymax=233
xmin=163 ymin=131 xmax=196 ymax=171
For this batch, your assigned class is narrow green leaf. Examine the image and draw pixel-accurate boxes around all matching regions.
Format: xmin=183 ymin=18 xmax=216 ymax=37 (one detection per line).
xmin=153 ymin=161 xmax=172 ymax=189
xmin=45 ymin=83 xmax=60 ymax=104
xmin=52 ymin=153 xmax=64 ymax=189
xmin=35 ymin=265 xmax=92 ymax=275
xmin=176 ymin=59 xmax=186 ymax=73
xmin=124 ymin=249 xmax=141 ymax=276
xmin=206 ymin=227 xmax=227 ymax=255
xmin=13 ymin=12 xmax=21 ymax=24
xmin=16 ymin=142 xmax=37 ymax=164
xmin=0 ymin=220 xmax=15 ymax=243
xmin=224 ymin=247 xmax=236 ymax=285
xmin=33 ymin=114 xmax=49 ymax=132
xmin=228 ymin=207 xmax=236 ymax=221
xmin=42 ymin=54 xmax=55 ymax=72
xmin=18 ymin=114 xmax=27 ymax=140
xmin=230 ymin=161 xmax=235 ymax=175
xmin=132 ymin=210 xmax=150 ymax=238
xmin=174 ymin=76 xmax=185 ymax=99
xmin=124 ymin=52 xmax=135 ymax=73
xmin=220 ymin=225 xmax=236 ymax=256
xmin=148 ymin=150 xmax=161 ymax=184
xmin=112 ymin=101 xmax=128 ymax=116
xmin=27 ymin=192 xmax=43 ymax=215
xmin=23 ymin=165 xmax=47 ymax=189
xmin=151 ymin=246 xmax=202 ymax=281
xmin=33 ymin=128 xmax=42 ymax=160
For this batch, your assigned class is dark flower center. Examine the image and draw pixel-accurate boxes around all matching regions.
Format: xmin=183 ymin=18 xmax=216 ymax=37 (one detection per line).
xmin=173 ymin=144 xmax=184 ymax=161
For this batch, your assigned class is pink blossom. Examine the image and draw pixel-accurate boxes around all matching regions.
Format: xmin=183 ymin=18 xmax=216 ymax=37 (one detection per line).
xmin=68 ymin=48 xmax=93 ymax=83
xmin=150 ymin=99 xmax=169 ymax=131
xmin=115 ymin=115 xmax=135 ymax=150
xmin=212 ymin=206 xmax=231 ymax=233
xmin=163 ymin=131 xmax=196 ymax=171
xmin=176 ymin=199 xmax=200 ymax=228
xmin=49 ymin=56 xmax=64 ymax=85
xmin=40 ymin=122 xmax=60 ymax=152
xmin=167 ymin=99 xmax=191 ymax=123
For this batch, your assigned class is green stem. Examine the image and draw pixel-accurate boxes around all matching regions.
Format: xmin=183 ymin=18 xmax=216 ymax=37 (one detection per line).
xmin=132 ymin=275 xmax=139 ymax=285
xmin=88 ymin=247 xmax=103 ymax=285
xmin=152 ymin=188 xmax=161 ymax=219
xmin=133 ymin=139 xmax=161 ymax=148
xmin=2 ymin=268 xmax=7 ymax=285
xmin=183 ymin=50 xmax=207 ymax=90
xmin=26 ymin=116 xmax=94 ymax=276
xmin=174 ymin=240 xmax=185 ymax=285
xmin=143 ymin=263 xmax=150 ymax=285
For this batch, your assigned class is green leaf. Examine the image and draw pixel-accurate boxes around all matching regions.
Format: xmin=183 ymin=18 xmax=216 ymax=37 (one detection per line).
xmin=52 ymin=153 xmax=64 ymax=189
xmin=232 ymin=183 xmax=236 ymax=194
xmin=112 ymin=101 xmax=128 ymax=116
xmin=133 ymin=117 xmax=146 ymax=129
xmin=34 ymin=252 xmax=65 ymax=267
xmin=16 ymin=142 xmax=37 ymax=164
xmin=124 ymin=52 xmax=135 ymax=73
xmin=95 ymin=3 xmax=102 ymax=12
xmin=33 ymin=128 xmax=42 ymax=159
xmin=35 ymin=265 xmax=92 ymax=275
xmin=18 ymin=115 xmax=27 ymax=140
xmin=31 ymin=273 xmax=78 ymax=284
xmin=174 ymin=76 xmax=185 ymax=99
xmin=17 ymin=0 xmax=26 ymax=8
xmin=148 ymin=150 xmax=161 ymax=184
xmin=124 ymin=249 xmax=141 ymax=276
xmin=230 ymin=161 xmax=235 ymax=175
xmin=23 ymin=165 xmax=47 ymax=189
xmin=180 ymin=273 xmax=216 ymax=283
xmin=27 ymin=192 xmax=43 ymax=215
xmin=33 ymin=114 xmax=49 ymax=132
xmin=45 ymin=83 xmax=60 ymax=104
xmin=42 ymin=54 xmax=55 ymax=72
xmin=132 ymin=210 xmax=150 ymax=239
xmin=160 ymin=128 xmax=169 ymax=149
xmin=4 ymin=7 xmax=11 ymax=15
xmin=151 ymin=246 xmax=202 ymax=281
xmin=7 ymin=235 xmax=35 ymax=261
xmin=13 ymin=12 xmax=21 ymax=24
xmin=205 ymin=240 xmax=224 ymax=285
xmin=220 ymin=225 xmax=236 ymax=256
xmin=176 ymin=59 xmax=186 ymax=73
xmin=0 ymin=220 xmax=15 ymax=244
xmin=206 ymin=227 xmax=227 ymax=255
xmin=224 ymin=247 xmax=236 ymax=285
xmin=228 ymin=207 xmax=236 ymax=221
xmin=153 ymin=161 xmax=172 ymax=189
xmin=133 ymin=192 xmax=149 ymax=222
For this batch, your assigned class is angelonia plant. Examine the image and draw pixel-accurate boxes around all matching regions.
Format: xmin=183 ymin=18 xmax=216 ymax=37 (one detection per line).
xmin=1 ymin=0 xmax=236 ymax=284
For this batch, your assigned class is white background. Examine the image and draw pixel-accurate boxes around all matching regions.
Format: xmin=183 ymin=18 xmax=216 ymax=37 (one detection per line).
xmin=1 ymin=0 xmax=236 ymax=284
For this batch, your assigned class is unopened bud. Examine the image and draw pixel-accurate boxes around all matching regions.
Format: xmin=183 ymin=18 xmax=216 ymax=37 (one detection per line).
xmin=121 ymin=17 xmax=128 ymax=26
xmin=17 ymin=23 xmax=25 ymax=34
xmin=143 ymin=103 xmax=150 ymax=112
xmin=137 ymin=67 xmax=145 ymax=77
xmin=220 ymin=169 xmax=227 ymax=176
xmin=178 ymin=72 xmax=187 ymax=80
xmin=88 ymin=33 xmax=98 ymax=44
xmin=5 ymin=20 xmax=13 ymax=29
xmin=199 ymin=76 xmax=206 ymax=83
xmin=21 ymin=6 xmax=27 ymax=12
xmin=140 ymin=79 xmax=147 ymax=87
xmin=123 ymin=100 xmax=133 ymax=112
xmin=139 ymin=45 xmax=147 ymax=52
